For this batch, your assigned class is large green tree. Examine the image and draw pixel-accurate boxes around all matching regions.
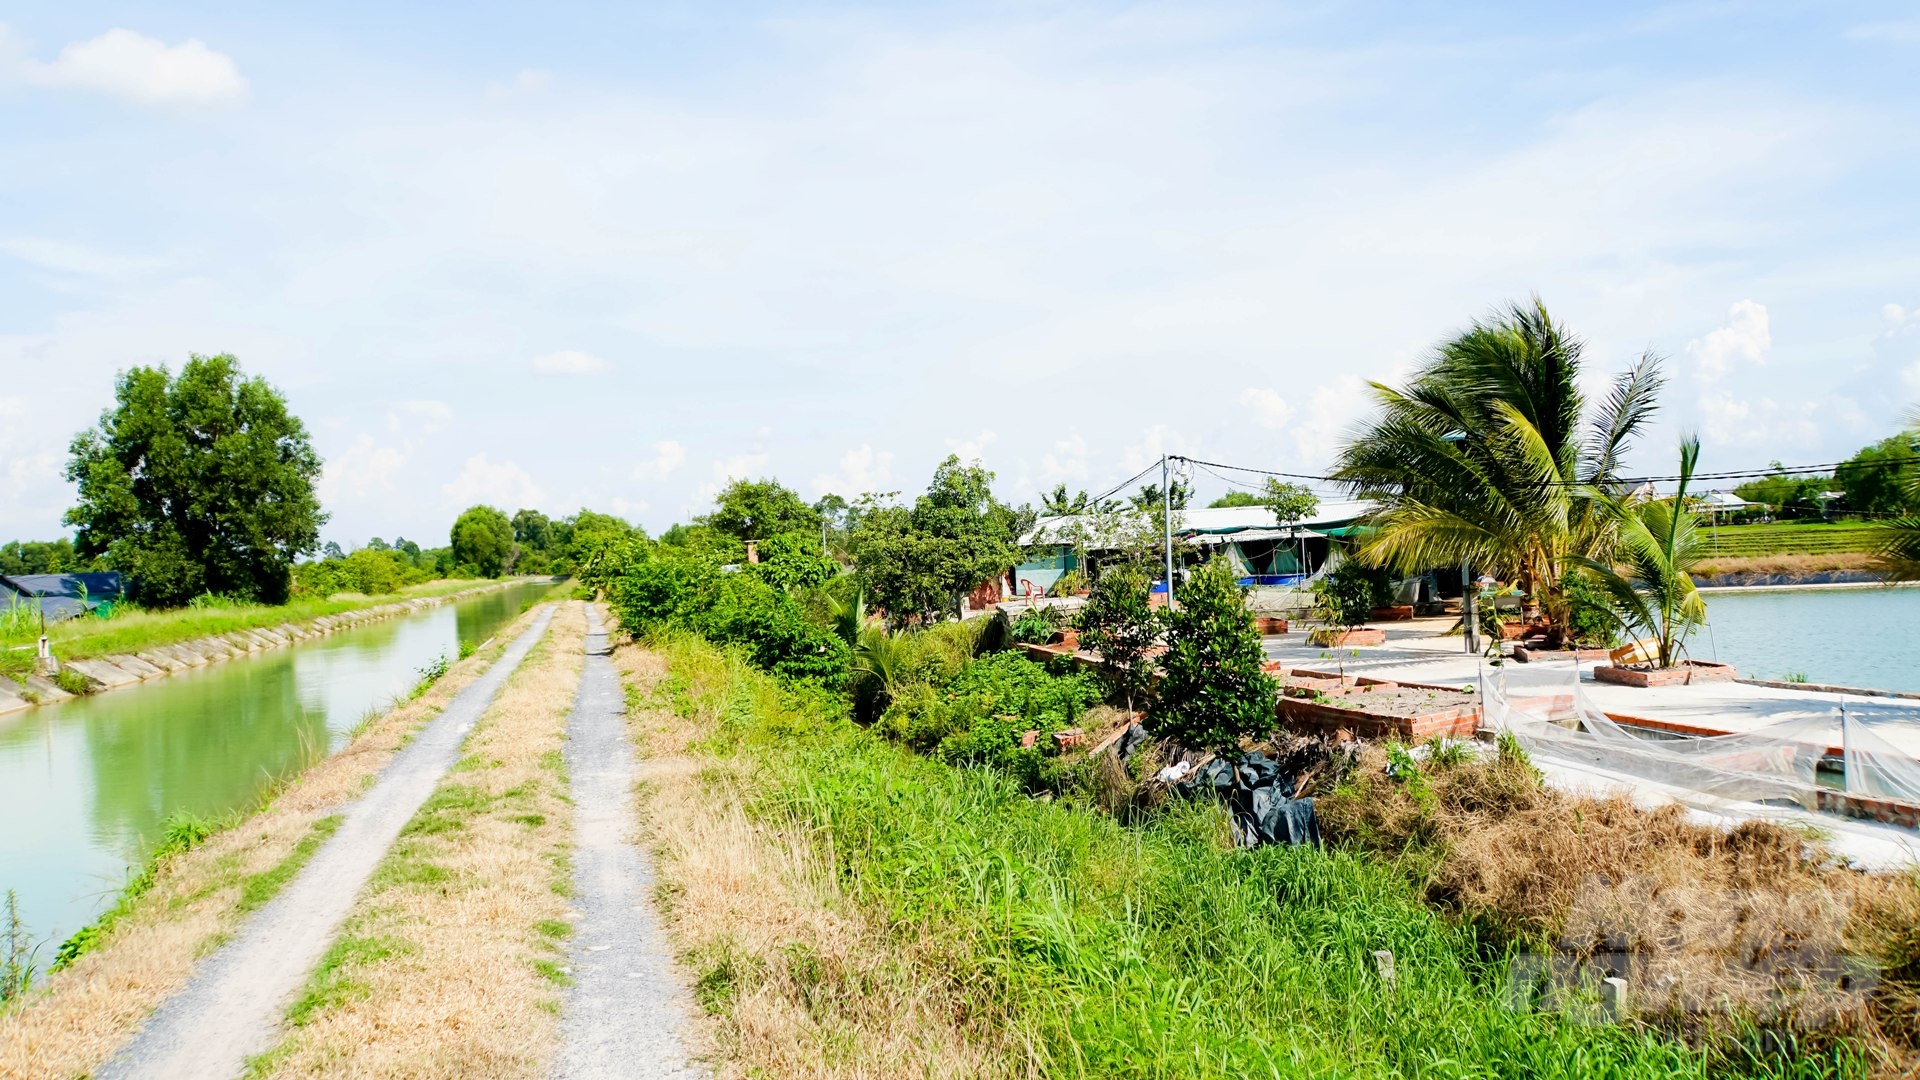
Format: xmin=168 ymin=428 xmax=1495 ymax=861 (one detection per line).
xmin=1870 ymin=412 xmax=1920 ymax=580
xmin=704 ymin=478 xmax=821 ymax=542
xmin=1329 ymin=298 xmax=1663 ymax=646
xmin=64 ymin=354 xmax=326 ymax=606
xmin=450 ymin=505 xmax=515 ymax=577
xmin=1836 ymin=434 xmax=1920 ymax=516
xmin=849 ymin=456 xmax=1028 ymax=628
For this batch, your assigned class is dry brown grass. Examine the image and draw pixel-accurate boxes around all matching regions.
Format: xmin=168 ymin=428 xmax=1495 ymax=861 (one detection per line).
xmin=1317 ymin=742 xmax=1920 ymax=1066
xmin=611 ymin=641 xmax=1016 ymax=1080
xmin=1694 ymin=552 xmax=1876 ymax=577
xmin=252 ymin=601 xmax=587 ymax=1079
xmin=0 ymin=605 xmax=554 ymax=1080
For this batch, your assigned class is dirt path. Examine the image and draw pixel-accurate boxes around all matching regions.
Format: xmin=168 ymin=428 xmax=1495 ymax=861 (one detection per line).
xmin=553 ymin=607 xmax=705 ymax=1079
xmin=96 ymin=605 xmax=558 ymax=1080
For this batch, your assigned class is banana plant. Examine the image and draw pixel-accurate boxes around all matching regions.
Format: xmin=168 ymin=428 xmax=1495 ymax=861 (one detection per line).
xmin=1572 ymin=436 xmax=1708 ymax=669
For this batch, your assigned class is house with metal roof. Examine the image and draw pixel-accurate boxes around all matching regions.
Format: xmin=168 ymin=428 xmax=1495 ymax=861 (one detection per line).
xmin=1013 ymin=500 xmax=1375 ymax=595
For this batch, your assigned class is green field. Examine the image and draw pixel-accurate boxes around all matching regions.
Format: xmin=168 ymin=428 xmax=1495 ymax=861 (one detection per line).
xmin=1698 ymin=521 xmax=1879 ymax=559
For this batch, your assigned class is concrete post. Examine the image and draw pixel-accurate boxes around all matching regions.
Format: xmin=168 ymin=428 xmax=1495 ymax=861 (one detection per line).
xmin=1372 ymin=949 xmax=1396 ymax=988
xmin=1600 ymin=976 xmax=1629 ymax=1022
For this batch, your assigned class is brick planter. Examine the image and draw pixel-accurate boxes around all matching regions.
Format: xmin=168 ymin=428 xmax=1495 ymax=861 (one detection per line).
xmin=1369 ymin=605 xmax=1415 ymax=621
xmin=1307 ymin=627 xmax=1386 ymax=647
xmin=1276 ymin=681 xmax=1480 ymax=742
xmin=1511 ymin=645 xmax=1612 ymax=664
xmin=1593 ymin=660 xmax=1737 ymax=687
xmin=1256 ymin=617 xmax=1290 ymax=635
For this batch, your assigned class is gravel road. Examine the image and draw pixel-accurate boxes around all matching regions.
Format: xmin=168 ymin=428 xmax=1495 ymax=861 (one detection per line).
xmin=98 ymin=605 xmax=557 ymax=1080
xmin=553 ymin=606 xmax=705 ymax=1079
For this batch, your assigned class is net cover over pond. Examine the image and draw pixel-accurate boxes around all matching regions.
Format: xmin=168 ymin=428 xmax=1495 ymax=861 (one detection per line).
xmin=0 ymin=581 xmax=553 ymax=951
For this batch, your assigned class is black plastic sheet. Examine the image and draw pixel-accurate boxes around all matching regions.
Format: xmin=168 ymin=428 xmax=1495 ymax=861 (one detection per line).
xmin=1173 ymin=750 xmax=1320 ymax=848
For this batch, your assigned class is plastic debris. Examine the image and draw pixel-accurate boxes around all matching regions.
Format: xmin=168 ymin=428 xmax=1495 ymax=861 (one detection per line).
xmin=1172 ymin=750 xmax=1321 ymax=848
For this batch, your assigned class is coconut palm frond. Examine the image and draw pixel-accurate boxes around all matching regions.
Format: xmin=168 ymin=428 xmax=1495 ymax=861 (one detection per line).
xmin=1584 ymin=353 xmax=1665 ymax=487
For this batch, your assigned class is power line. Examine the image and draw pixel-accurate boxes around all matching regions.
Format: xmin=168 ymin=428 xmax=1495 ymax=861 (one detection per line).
xmin=1175 ymin=453 xmax=1920 ymax=490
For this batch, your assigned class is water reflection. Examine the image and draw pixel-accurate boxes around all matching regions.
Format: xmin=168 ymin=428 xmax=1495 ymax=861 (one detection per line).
xmin=0 ymin=583 xmax=550 ymax=945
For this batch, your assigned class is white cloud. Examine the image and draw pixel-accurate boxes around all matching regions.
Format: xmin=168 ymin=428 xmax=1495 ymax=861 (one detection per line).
xmin=630 ymin=440 xmax=687 ymax=482
xmin=1238 ymin=387 xmax=1295 ymax=430
xmin=318 ymin=433 xmax=408 ymax=505
xmin=0 ymin=237 xmax=168 ymax=278
xmin=441 ymin=453 xmax=545 ymax=509
xmin=531 ymin=350 xmax=609 ymax=376
xmin=944 ymin=429 xmax=997 ymax=464
xmin=487 ymin=68 xmax=552 ymax=101
xmin=1038 ymin=434 xmax=1089 ymax=487
xmin=1288 ymin=377 xmax=1373 ymax=468
xmin=711 ymin=452 xmax=769 ymax=483
xmin=812 ymin=444 xmax=894 ymax=496
xmin=1684 ymin=300 xmax=1771 ymax=383
xmin=388 ymin=399 xmax=453 ymax=434
xmin=7 ymin=26 xmax=248 ymax=106
xmin=1847 ymin=19 xmax=1920 ymax=44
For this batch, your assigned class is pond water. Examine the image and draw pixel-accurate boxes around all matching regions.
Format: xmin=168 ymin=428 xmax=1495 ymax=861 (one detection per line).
xmin=1699 ymin=585 xmax=1920 ymax=693
xmin=0 ymin=581 xmax=553 ymax=950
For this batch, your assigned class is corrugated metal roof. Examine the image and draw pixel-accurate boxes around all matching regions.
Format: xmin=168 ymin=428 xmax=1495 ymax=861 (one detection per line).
xmin=1021 ymin=500 xmax=1373 ymax=546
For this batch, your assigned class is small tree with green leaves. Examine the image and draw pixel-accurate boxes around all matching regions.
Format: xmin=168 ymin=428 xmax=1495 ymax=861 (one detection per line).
xmin=1574 ymin=436 xmax=1708 ymax=668
xmin=1077 ymin=564 xmax=1164 ymax=716
xmin=1261 ymin=479 xmax=1319 ymax=528
xmin=1148 ymin=559 xmax=1277 ymax=752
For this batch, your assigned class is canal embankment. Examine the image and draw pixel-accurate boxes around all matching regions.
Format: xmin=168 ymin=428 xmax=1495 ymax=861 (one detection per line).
xmin=0 ymin=600 xmax=559 ymax=1080
xmin=0 ymin=577 xmax=556 ymax=716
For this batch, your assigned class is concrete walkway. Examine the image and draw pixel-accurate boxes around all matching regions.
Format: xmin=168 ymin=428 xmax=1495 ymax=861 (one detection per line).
xmin=553 ymin=607 xmax=704 ymax=1079
xmin=98 ymin=605 xmax=556 ymax=1080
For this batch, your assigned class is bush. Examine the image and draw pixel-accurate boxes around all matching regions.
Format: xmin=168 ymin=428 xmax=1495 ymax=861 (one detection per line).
xmin=875 ymin=651 xmax=1100 ymax=792
xmin=611 ymin=549 xmax=848 ymax=684
xmin=1312 ymin=559 xmax=1393 ymax=629
xmin=1149 ymin=558 xmax=1277 ymax=751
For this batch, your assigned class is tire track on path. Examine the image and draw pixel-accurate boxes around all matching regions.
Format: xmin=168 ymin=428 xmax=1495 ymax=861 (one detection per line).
xmin=98 ymin=604 xmax=558 ymax=1080
xmin=553 ymin=606 xmax=704 ymax=1079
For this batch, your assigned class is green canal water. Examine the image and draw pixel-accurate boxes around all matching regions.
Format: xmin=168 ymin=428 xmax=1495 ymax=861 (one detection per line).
xmin=0 ymin=581 xmax=553 ymax=950
xmin=1699 ymin=585 xmax=1920 ymax=694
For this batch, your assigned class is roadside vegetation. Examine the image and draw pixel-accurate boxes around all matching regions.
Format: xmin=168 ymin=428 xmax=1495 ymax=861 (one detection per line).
xmin=0 ymin=608 xmax=541 ymax=1079
xmin=249 ymin=603 xmax=584 ymax=1079
xmin=618 ymin=630 xmax=1920 ymax=1079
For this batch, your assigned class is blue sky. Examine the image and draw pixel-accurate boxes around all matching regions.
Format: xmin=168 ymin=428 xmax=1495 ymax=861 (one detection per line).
xmin=4 ymin=2 xmax=1920 ymax=547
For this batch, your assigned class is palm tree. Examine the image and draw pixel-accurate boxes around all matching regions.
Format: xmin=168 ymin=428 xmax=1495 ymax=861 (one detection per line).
xmin=1330 ymin=298 xmax=1664 ymax=646
xmin=1574 ymin=437 xmax=1708 ymax=668
xmin=1871 ymin=409 xmax=1920 ymax=581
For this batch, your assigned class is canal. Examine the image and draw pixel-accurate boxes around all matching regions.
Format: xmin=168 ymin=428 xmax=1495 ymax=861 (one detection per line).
xmin=0 ymin=581 xmax=555 ymax=949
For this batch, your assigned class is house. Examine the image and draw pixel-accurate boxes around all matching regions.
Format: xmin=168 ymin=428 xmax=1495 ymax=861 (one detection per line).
xmin=1013 ymin=500 xmax=1376 ymax=595
xmin=0 ymin=572 xmax=125 ymax=623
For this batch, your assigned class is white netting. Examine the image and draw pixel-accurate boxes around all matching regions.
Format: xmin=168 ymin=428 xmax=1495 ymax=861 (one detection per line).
xmin=1841 ymin=702 xmax=1920 ymax=804
xmin=1483 ymin=665 xmax=1832 ymax=811
xmin=1484 ymin=663 xmax=1920 ymax=812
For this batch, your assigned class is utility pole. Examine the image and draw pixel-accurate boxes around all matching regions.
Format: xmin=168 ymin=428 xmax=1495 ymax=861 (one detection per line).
xmin=1462 ymin=559 xmax=1479 ymax=655
xmin=1163 ymin=454 xmax=1176 ymax=610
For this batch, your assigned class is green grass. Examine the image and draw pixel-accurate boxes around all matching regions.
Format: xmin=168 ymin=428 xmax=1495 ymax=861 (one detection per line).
xmin=237 ymin=815 xmax=343 ymax=913
xmin=659 ymin=632 xmax=1870 ymax=1080
xmin=51 ymin=812 xmax=223 ymax=971
xmin=42 ymin=578 xmax=505 ymax=661
xmin=1698 ymin=522 xmax=1880 ymax=559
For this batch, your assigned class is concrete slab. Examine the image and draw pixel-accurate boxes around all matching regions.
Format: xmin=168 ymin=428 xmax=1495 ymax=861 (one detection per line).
xmin=0 ymin=679 xmax=30 ymax=715
xmin=133 ymin=651 xmax=184 ymax=673
xmin=113 ymin=654 xmax=167 ymax=679
xmin=60 ymin=658 xmax=140 ymax=689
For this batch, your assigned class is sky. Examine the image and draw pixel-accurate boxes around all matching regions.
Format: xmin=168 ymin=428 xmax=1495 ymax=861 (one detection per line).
xmin=3 ymin=1 xmax=1920 ymax=548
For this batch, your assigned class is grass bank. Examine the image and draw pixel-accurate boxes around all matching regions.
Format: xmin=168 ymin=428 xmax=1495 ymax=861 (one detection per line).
xmin=250 ymin=601 xmax=585 ymax=1079
xmin=0 ymin=605 xmax=544 ymax=1079
xmin=35 ymin=577 xmax=528 ymax=662
xmin=619 ymin=630 xmax=1861 ymax=1080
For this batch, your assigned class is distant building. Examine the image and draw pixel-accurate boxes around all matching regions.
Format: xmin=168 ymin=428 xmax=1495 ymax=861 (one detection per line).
xmin=1014 ymin=501 xmax=1375 ymax=595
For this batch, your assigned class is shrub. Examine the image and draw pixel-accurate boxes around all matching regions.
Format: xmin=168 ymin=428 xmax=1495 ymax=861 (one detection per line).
xmin=1311 ymin=559 xmax=1393 ymax=630
xmin=1149 ymin=558 xmax=1277 ymax=751
xmin=1076 ymin=564 xmax=1163 ymax=714
xmin=611 ymin=549 xmax=848 ymax=684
